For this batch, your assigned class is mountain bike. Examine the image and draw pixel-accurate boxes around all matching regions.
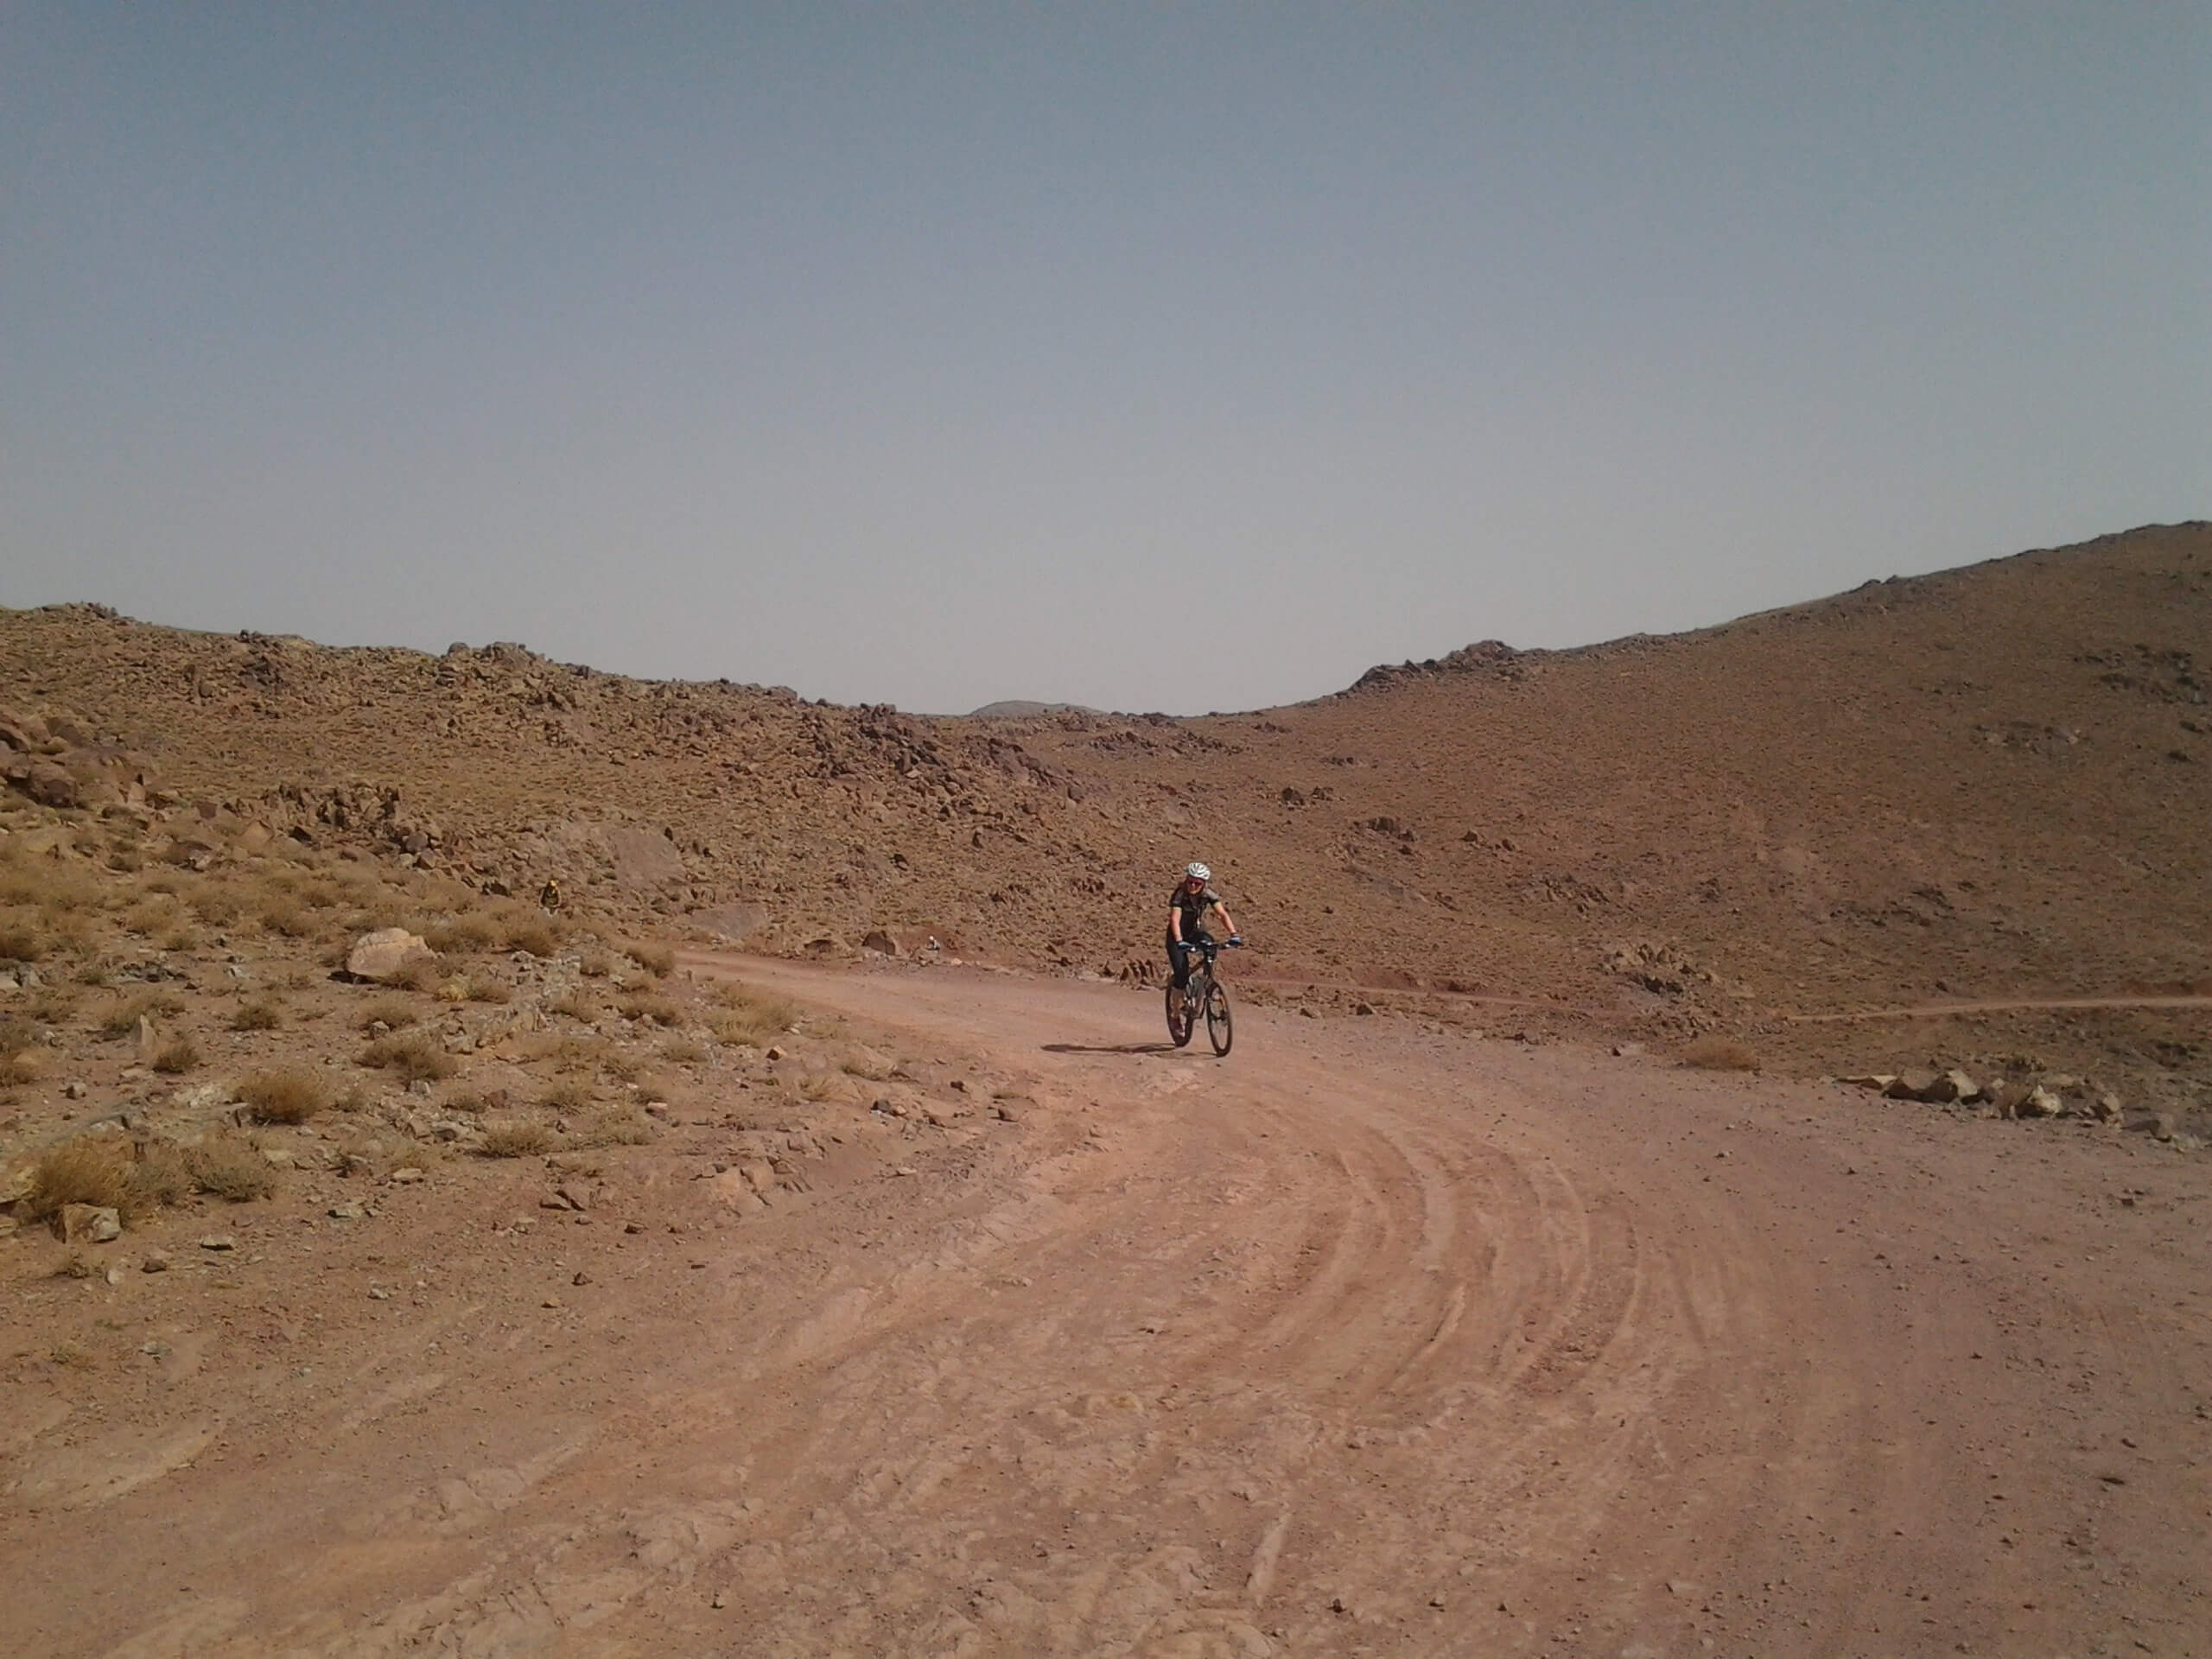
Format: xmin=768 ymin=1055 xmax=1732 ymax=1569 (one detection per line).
xmin=1166 ymin=938 xmax=1239 ymax=1056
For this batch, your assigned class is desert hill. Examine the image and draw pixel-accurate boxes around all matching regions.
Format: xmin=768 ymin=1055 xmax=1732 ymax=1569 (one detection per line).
xmin=3 ymin=521 xmax=2208 ymax=1100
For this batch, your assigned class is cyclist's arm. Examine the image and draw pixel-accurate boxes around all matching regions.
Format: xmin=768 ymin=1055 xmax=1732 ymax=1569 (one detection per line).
xmin=1211 ymin=902 xmax=1238 ymax=937
xmin=1166 ymin=905 xmax=1185 ymax=943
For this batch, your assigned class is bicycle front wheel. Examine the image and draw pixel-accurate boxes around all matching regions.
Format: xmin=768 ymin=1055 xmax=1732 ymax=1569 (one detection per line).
xmin=1205 ymin=983 xmax=1233 ymax=1056
xmin=1166 ymin=982 xmax=1193 ymax=1046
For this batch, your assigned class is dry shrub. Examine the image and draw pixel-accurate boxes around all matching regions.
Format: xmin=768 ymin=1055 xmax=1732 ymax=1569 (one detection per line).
xmin=505 ymin=920 xmax=559 ymax=959
xmin=440 ymin=1087 xmax=488 ymax=1115
xmin=622 ymin=940 xmax=676 ymax=977
xmin=570 ymin=1109 xmax=655 ymax=1148
xmin=231 ymin=998 xmax=283 ymax=1032
xmin=98 ymin=989 xmax=182 ymax=1037
xmin=479 ymin=1118 xmax=555 ymax=1159
xmin=260 ymin=899 xmax=318 ymax=939
xmin=465 ymin=974 xmax=512 ymax=1005
xmin=540 ymin=1078 xmax=593 ymax=1111
xmin=384 ymin=956 xmax=442 ymax=993
xmin=423 ymin=912 xmax=500 ymax=954
xmin=357 ymin=1032 xmax=456 ymax=1083
xmin=22 ymin=1135 xmax=137 ymax=1222
xmin=599 ymin=1047 xmax=645 ymax=1083
xmin=188 ymin=884 xmax=244 ymax=925
xmin=132 ymin=1139 xmax=194 ymax=1209
xmin=546 ymin=989 xmax=596 ymax=1021
xmin=708 ymin=983 xmax=797 ymax=1048
xmin=357 ymin=995 xmax=420 ymax=1032
xmin=150 ymin=1035 xmax=200 ymax=1075
xmin=797 ymin=1072 xmax=846 ymax=1103
xmin=239 ymin=1067 xmax=329 ymax=1124
xmin=578 ymin=950 xmax=614 ymax=978
xmin=434 ymin=976 xmax=469 ymax=1004
xmin=839 ymin=1050 xmax=894 ymax=1082
xmin=0 ymin=853 xmax=102 ymax=913
xmin=0 ymin=1018 xmax=39 ymax=1086
xmin=0 ymin=914 xmax=52 ymax=962
xmin=663 ymin=1037 xmax=709 ymax=1065
xmin=618 ymin=994 xmax=682 ymax=1028
xmin=1682 ymin=1036 xmax=1761 ymax=1072
xmin=188 ymin=1135 xmax=276 ymax=1202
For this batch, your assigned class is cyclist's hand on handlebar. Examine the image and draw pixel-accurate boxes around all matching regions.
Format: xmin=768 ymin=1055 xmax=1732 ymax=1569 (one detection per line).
xmin=1227 ymin=936 xmax=1244 ymax=946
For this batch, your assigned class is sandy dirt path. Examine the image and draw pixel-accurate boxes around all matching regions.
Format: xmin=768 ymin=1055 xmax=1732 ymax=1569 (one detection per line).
xmin=7 ymin=959 xmax=2208 ymax=1657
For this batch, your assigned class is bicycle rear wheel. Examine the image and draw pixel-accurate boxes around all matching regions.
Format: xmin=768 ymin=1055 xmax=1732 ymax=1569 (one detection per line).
xmin=1165 ymin=982 xmax=1193 ymax=1046
xmin=1205 ymin=982 xmax=1232 ymax=1056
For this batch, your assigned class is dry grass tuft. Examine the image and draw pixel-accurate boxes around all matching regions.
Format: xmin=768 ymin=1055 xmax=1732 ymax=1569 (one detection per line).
xmin=578 ymin=950 xmax=614 ymax=978
xmin=150 ymin=1035 xmax=200 ymax=1075
xmin=0 ymin=1017 xmax=40 ymax=1086
xmin=540 ymin=1078 xmax=593 ymax=1111
xmin=357 ymin=996 xmax=420 ymax=1032
xmin=1681 ymin=1035 xmax=1761 ymax=1072
xmin=479 ymin=1118 xmax=556 ymax=1159
xmin=231 ymin=998 xmax=284 ymax=1032
xmin=505 ymin=920 xmax=560 ymax=959
xmin=423 ymin=913 xmax=501 ymax=954
xmin=663 ymin=1037 xmax=709 ymax=1065
xmin=98 ymin=989 xmax=183 ymax=1038
xmin=546 ymin=988 xmax=596 ymax=1022
xmin=707 ymin=982 xmax=798 ymax=1048
xmin=569 ymin=1109 xmax=656 ymax=1148
xmin=22 ymin=1135 xmax=137 ymax=1222
xmin=0 ymin=914 xmax=53 ymax=962
xmin=238 ymin=1066 xmax=330 ymax=1124
xmin=259 ymin=899 xmax=319 ymax=939
xmin=188 ymin=1135 xmax=276 ymax=1202
xmin=384 ymin=956 xmax=443 ymax=993
xmin=618 ymin=994 xmax=683 ymax=1027
xmin=797 ymin=1071 xmax=847 ymax=1103
xmin=465 ymin=974 xmax=511 ymax=1005
xmin=622 ymin=940 xmax=676 ymax=977
xmin=357 ymin=1031 xmax=457 ymax=1083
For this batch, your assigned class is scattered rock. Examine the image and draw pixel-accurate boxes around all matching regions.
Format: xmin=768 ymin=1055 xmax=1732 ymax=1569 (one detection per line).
xmin=140 ymin=1251 xmax=171 ymax=1273
xmin=542 ymin=1296 xmax=563 ymax=1310
xmin=61 ymin=1080 xmax=87 ymax=1100
xmin=345 ymin=927 xmax=439 ymax=983
xmin=1611 ymin=1042 xmax=1645 ymax=1058
xmin=2018 ymin=1085 xmax=2064 ymax=1119
xmin=135 ymin=1014 xmax=162 ymax=1066
xmin=2151 ymin=1112 xmax=2177 ymax=1143
xmin=571 ymin=1270 xmax=592 ymax=1287
xmin=992 ymin=1102 xmax=1020 ymax=1122
xmin=388 ymin=1166 xmax=427 ymax=1185
xmin=2093 ymin=1092 xmax=2124 ymax=1122
xmin=198 ymin=1235 xmax=237 ymax=1251
xmin=765 ymin=1046 xmax=785 ymax=1062
xmin=328 ymin=1204 xmax=362 ymax=1220
xmin=555 ymin=1181 xmax=594 ymax=1211
xmin=860 ymin=929 xmax=902 ymax=957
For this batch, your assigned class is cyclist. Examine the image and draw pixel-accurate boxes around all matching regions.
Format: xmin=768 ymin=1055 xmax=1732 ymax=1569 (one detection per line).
xmin=1166 ymin=862 xmax=1241 ymax=991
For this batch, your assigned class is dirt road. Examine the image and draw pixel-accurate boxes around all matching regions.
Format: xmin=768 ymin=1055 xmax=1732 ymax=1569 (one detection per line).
xmin=7 ymin=960 xmax=2208 ymax=1656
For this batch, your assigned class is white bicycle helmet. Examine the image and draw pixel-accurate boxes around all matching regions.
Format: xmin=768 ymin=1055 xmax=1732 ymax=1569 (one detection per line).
xmin=1185 ymin=861 xmax=1211 ymax=881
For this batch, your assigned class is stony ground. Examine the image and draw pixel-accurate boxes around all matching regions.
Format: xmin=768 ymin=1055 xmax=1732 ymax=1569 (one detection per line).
xmin=2 ymin=524 xmax=2209 ymax=1654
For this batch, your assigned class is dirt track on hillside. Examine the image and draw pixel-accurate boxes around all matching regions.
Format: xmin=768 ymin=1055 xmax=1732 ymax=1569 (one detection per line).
xmin=7 ymin=960 xmax=2208 ymax=1657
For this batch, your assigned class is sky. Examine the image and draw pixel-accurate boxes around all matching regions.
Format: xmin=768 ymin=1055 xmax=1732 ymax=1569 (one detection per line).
xmin=3 ymin=3 xmax=2206 ymax=715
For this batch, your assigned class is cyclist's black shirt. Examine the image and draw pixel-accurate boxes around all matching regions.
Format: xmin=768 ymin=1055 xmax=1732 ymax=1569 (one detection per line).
xmin=1168 ymin=883 xmax=1223 ymax=943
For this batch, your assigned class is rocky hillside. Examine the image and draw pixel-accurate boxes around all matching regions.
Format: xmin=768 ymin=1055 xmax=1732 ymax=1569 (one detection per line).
xmin=3 ymin=523 xmax=2208 ymax=1099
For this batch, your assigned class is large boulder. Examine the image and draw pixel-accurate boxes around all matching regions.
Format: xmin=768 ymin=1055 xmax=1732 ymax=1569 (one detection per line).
xmin=346 ymin=928 xmax=437 ymax=983
xmin=20 ymin=758 xmax=80 ymax=808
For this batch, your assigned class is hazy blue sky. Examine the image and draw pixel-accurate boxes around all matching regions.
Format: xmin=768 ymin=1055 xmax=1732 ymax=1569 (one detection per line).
xmin=3 ymin=4 xmax=2205 ymax=714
